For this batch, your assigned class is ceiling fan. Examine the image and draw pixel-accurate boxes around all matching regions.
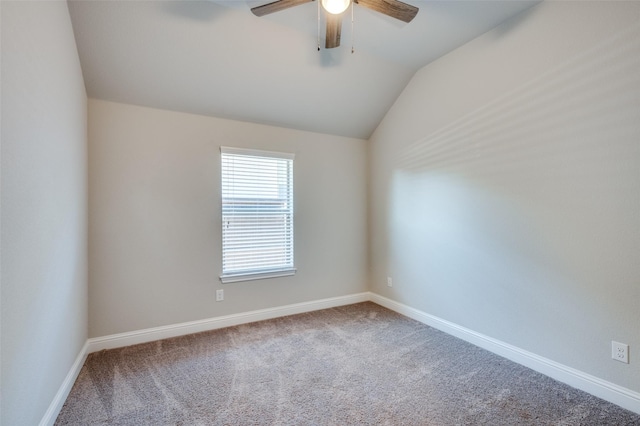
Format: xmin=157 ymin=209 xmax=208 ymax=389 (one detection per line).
xmin=251 ymin=0 xmax=419 ymax=49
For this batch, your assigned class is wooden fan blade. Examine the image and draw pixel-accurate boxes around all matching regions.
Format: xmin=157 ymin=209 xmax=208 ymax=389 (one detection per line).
xmin=355 ymin=0 xmax=418 ymax=23
xmin=325 ymin=13 xmax=343 ymax=48
xmin=251 ymin=0 xmax=314 ymax=17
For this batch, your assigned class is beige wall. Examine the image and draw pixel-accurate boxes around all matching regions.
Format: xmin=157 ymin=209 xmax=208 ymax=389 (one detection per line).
xmin=3 ymin=2 xmax=639 ymax=423
xmin=369 ymin=1 xmax=640 ymax=393
xmin=1 ymin=2 xmax=88 ymax=425
xmin=88 ymin=99 xmax=368 ymax=337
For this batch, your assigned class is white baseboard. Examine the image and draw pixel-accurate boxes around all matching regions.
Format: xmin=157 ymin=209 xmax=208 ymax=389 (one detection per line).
xmin=43 ymin=291 xmax=639 ymax=426
xmin=369 ymin=293 xmax=640 ymax=415
xmin=41 ymin=292 xmax=369 ymax=425
xmin=87 ymin=292 xmax=370 ymax=353
xmin=39 ymin=341 xmax=89 ymax=426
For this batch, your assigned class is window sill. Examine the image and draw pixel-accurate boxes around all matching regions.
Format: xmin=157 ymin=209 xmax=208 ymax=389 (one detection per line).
xmin=220 ymin=268 xmax=297 ymax=284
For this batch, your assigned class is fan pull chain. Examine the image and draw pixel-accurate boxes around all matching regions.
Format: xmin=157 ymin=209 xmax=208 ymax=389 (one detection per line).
xmin=351 ymin=1 xmax=355 ymax=54
xmin=317 ymin=0 xmax=321 ymax=51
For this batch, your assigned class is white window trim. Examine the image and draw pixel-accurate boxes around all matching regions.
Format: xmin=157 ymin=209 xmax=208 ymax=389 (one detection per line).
xmin=219 ymin=146 xmax=296 ymax=284
xmin=220 ymin=268 xmax=297 ymax=284
xmin=220 ymin=146 xmax=295 ymax=160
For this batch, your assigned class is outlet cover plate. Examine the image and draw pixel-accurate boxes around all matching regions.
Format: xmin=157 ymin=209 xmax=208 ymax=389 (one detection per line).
xmin=612 ymin=341 xmax=629 ymax=364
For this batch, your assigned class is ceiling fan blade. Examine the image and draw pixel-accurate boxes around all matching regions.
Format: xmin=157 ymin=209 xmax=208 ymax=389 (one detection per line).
xmin=325 ymin=13 xmax=343 ymax=48
xmin=251 ymin=0 xmax=314 ymax=17
xmin=355 ymin=0 xmax=418 ymax=23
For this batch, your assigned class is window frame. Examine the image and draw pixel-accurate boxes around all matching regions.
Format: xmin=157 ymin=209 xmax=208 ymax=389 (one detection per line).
xmin=219 ymin=146 xmax=296 ymax=284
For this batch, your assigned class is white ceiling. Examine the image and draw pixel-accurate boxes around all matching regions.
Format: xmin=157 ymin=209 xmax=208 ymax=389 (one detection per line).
xmin=68 ymin=0 xmax=538 ymax=139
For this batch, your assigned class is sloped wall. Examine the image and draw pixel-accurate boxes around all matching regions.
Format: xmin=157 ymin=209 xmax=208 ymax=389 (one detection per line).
xmin=369 ymin=1 xmax=640 ymax=394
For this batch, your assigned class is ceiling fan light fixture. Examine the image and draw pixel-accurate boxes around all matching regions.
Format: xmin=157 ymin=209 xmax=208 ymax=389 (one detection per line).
xmin=321 ymin=0 xmax=350 ymax=15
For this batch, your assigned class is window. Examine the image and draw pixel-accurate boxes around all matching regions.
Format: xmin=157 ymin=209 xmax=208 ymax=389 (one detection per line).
xmin=220 ymin=147 xmax=295 ymax=283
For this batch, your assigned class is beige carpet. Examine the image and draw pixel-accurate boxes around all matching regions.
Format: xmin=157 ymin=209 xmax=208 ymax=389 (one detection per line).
xmin=56 ymin=302 xmax=640 ymax=425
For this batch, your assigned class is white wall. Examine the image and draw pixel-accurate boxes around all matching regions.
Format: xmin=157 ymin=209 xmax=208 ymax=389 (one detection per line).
xmin=1 ymin=2 xmax=88 ymax=425
xmin=88 ymin=99 xmax=368 ymax=337
xmin=370 ymin=1 xmax=640 ymax=394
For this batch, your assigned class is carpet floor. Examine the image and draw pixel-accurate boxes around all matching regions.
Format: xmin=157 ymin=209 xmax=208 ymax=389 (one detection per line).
xmin=56 ymin=302 xmax=640 ymax=425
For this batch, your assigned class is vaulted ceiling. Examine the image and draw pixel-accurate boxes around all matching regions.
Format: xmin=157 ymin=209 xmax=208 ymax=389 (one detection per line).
xmin=68 ymin=0 xmax=538 ymax=139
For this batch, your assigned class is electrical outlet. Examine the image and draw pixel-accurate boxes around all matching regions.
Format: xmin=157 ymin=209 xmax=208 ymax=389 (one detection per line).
xmin=387 ymin=277 xmax=393 ymax=287
xmin=612 ymin=341 xmax=629 ymax=364
xmin=216 ymin=289 xmax=224 ymax=302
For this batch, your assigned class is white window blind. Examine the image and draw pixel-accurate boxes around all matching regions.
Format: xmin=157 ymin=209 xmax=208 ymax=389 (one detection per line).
xmin=220 ymin=147 xmax=295 ymax=283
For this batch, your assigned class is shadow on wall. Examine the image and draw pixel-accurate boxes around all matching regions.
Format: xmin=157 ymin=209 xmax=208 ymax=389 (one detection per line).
xmin=386 ymin=20 xmax=640 ymax=340
xmin=161 ymin=1 xmax=229 ymax=23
